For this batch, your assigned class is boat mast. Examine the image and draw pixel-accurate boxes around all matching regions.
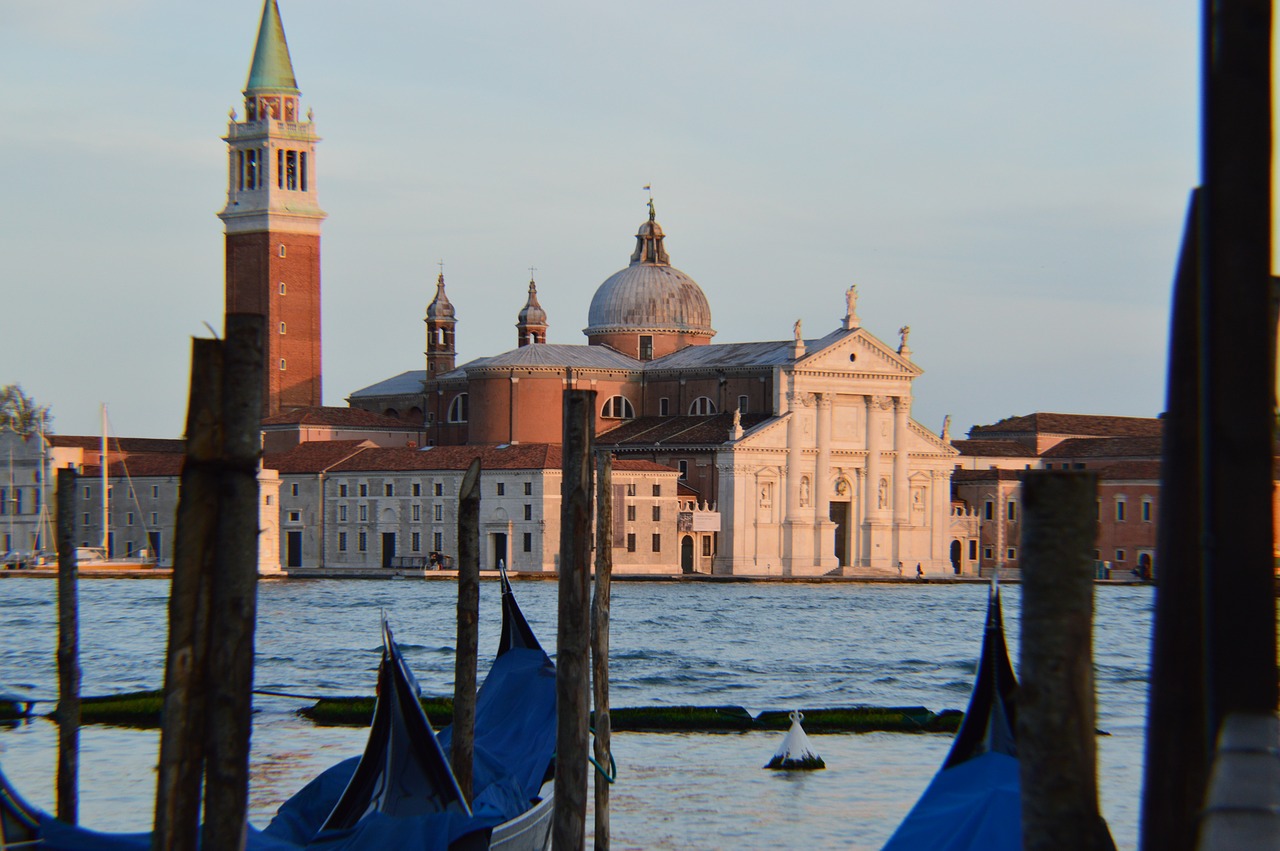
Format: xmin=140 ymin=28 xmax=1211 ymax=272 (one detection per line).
xmin=6 ymin=446 xmax=14 ymax=555
xmin=101 ymin=403 xmax=108 ymax=555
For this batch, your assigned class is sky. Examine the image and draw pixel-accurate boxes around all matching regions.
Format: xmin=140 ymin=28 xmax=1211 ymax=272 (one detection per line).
xmin=2 ymin=1 xmax=1204 ymax=440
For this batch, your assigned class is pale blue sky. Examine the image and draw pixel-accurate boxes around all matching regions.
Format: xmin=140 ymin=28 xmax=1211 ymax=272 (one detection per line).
xmin=2 ymin=1 xmax=1201 ymax=439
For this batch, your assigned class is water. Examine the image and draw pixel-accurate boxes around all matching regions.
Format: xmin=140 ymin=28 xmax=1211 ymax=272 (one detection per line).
xmin=0 ymin=578 xmax=1153 ymax=849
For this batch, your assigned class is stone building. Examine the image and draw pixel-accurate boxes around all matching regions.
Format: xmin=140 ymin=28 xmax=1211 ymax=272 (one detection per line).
xmin=350 ymin=205 xmax=961 ymax=576
xmin=0 ymin=428 xmax=53 ymax=562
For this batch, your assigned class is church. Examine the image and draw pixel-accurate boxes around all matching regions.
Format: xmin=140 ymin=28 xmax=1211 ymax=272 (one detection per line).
xmin=220 ymin=1 xmax=968 ymax=576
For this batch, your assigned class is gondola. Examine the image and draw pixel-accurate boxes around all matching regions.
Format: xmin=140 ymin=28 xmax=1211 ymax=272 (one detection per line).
xmin=881 ymin=583 xmax=1021 ymax=851
xmin=0 ymin=572 xmax=556 ymax=851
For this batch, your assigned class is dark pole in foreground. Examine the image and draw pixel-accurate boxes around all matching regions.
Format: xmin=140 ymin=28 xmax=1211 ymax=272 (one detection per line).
xmin=554 ymin=389 xmax=595 ymax=851
xmin=202 ymin=314 xmax=264 ymax=851
xmin=54 ymin=466 xmax=80 ymax=825
xmin=1018 ymin=471 xmax=1114 ymax=851
xmin=1139 ymin=191 xmax=1207 ymax=851
xmin=1199 ymin=0 xmax=1276 ymax=741
xmin=591 ymin=452 xmax=613 ymax=851
xmin=453 ymin=457 xmax=482 ymax=802
xmin=153 ymin=339 xmax=224 ymax=851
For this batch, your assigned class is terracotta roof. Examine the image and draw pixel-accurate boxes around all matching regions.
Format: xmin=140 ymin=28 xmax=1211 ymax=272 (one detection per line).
xmin=261 ymin=407 xmax=417 ymax=429
xmin=1042 ymin=436 xmax=1163 ymax=459
xmin=598 ymin=413 xmax=772 ymax=447
xmin=968 ymin=413 xmax=1162 ymax=440
xmin=1095 ymin=460 xmax=1163 ymax=480
xmin=263 ymin=440 xmax=377 ymax=474
xmin=951 ymin=439 xmax=1039 ymax=458
xmin=51 ymin=435 xmax=185 ymax=453
xmin=611 ymin=459 xmax=681 ymax=474
xmin=327 ymin=444 xmax=563 ymax=473
xmin=951 ymin=468 xmax=1027 ymax=483
xmin=83 ymin=453 xmax=185 ymax=478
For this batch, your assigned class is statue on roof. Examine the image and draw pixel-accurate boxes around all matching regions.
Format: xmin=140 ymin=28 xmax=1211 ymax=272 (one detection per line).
xmin=898 ymin=325 xmax=911 ymax=349
xmin=941 ymin=414 xmax=951 ymax=442
xmin=846 ymin=284 xmax=858 ymax=317
xmin=793 ymin=319 xmax=803 ymax=342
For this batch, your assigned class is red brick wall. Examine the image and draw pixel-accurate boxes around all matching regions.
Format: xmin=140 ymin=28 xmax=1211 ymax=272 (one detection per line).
xmin=226 ymin=231 xmax=322 ymax=415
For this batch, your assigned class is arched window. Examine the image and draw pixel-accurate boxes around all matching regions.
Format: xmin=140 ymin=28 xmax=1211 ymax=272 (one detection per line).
xmin=689 ymin=396 xmax=717 ymax=415
xmin=601 ymin=395 xmax=635 ymax=419
xmin=447 ymin=393 xmax=469 ymax=423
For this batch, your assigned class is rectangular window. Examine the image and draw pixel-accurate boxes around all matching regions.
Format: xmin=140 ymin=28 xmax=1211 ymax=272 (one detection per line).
xmin=279 ymin=282 xmax=287 ymax=295
xmin=246 ymin=149 xmax=257 ymax=189
xmin=360 ymin=484 xmax=368 ymax=497
xmin=639 ymin=335 xmax=654 ymax=361
xmin=652 ymin=533 xmax=661 ymax=552
xmin=434 ymin=483 xmax=443 ymax=496
xmin=737 ymin=395 xmax=748 ymax=414
xmin=237 ymin=150 xmax=245 ymax=190
xmin=126 ymin=541 xmax=135 ymax=557
xmin=1007 ymin=547 xmax=1017 ymax=560
xmin=286 ymin=150 xmax=298 ymax=191
xmin=339 ymin=484 xmax=348 ymax=497
xmin=626 ymin=533 xmax=636 ymax=553
xmin=1007 ymin=501 xmax=1016 ymax=522
xmin=1115 ymin=549 xmax=1126 ymax=562
xmin=411 ymin=532 xmax=421 ymax=552
xmin=652 ymin=484 xmax=661 ymax=497
xmin=339 ymin=505 xmax=347 ymax=522
xmin=291 ymin=483 xmax=299 ymax=497
xmin=385 ymin=483 xmax=393 ymax=497
xmin=433 ymin=532 xmax=443 ymax=552
xmin=524 ymin=482 xmax=533 ymax=496
xmin=289 ymin=511 xmax=301 ymax=522
xmin=983 ymin=546 xmax=994 ymax=560
xmin=358 ymin=532 xmax=367 ymax=552
xmin=277 ymin=148 xmax=284 ymax=189
xmin=299 ymin=151 xmax=308 ymax=191
xmin=83 ymin=512 xmax=90 ymax=525
xmin=359 ymin=505 xmax=368 ymax=522
xmin=1116 ymin=501 xmax=1126 ymax=522
xmin=523 ymin=504 xmax=532 ymax=521
xmin=659 ymin=397 xmax=670 ymax=416
xmin=968 ymin=541 xmax=977 ymax=560
xmin=702 ymin=536 xmax=712 ymax=557
xmin=627 ymin=505 xmax=636 ymax=521
xmin=412 ymin=504 xmax=420 ymax=521
xmin=626 ymin=483 xmax=637 ymax=497
xmin=497 ymin=482 xmax=505 ymax=496
xmin=150 ymin=513 xmax=158 ymax=526
xmin=338 ymin=532 xmax=347 ymax=552
xmin=152 ymin=485 xmax=159 ymax=499
xmin=652 ymin=505 xmax=661 ymax=521
xmin=1142 ymin=500 xmax=1152 ymax=522
xmin=678 ymin=460 xmax=689 ymax=480
xmin=434 ymin=504 xmax=443 ymax=521
xmin=127 ymin=512 xmax=134 ymax=526
xmin=413 ymin=483 xmax=422 ymax=497
xmin=983 ymin=501 xmax=994 ymax=521
xmin=523 ymin=532 xmax=533 ymax=552
xmin=84 ymin=486 xmax=91 ymax=500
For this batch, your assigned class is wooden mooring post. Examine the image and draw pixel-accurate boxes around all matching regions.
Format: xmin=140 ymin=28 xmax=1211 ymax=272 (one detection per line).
xmin=153 ymin=338 xmax=224 ymax=851
xmin=453 ymin=457 xmax=482 ymax=802
xmin=591 ymin=452 xmax=613 ymax=851
xmin=54 ymin=465 xmax=80 ymax=825
xmin=1018 ymin=471 xmax=1115 ymax=851
xmin=554 ymin=389 xmax=595 ymax=850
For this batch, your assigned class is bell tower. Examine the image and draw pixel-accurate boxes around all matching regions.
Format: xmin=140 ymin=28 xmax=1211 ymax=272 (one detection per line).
xmin=219 ymin=0 xmax=326 ymax=416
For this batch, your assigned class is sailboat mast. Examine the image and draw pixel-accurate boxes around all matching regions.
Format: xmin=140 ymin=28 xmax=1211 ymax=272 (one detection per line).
xmin=101 ymin=403 xmax=108 ymax=554
xmin=7 ymin=446 xmax=14 ymax=555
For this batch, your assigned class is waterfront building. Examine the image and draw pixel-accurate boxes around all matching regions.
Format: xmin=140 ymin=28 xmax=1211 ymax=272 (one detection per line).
xmin=350 ymin=208 xmax=962 ymax=576
xmin=0 ymin=428 xmax=53 ymax=561
xmin=265 ymin=440 xmax=681 ymax=573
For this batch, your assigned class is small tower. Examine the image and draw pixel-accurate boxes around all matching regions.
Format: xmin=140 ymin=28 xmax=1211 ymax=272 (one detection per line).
xmin=516 ymin=277 xmax=548 ymax=347
xmin=219 ymin=0 xmax=326 ymax=416
xmin=425 ymin=272 xmax=457 ymax=378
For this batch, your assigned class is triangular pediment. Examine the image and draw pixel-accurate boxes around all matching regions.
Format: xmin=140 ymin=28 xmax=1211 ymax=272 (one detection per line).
xmin=795 ymin=329 xmax=922 ymax=377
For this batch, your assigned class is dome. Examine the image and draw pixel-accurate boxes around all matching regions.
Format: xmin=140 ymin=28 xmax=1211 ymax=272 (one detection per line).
xmin=425 ymin=273 xmax=455 ymax=321
xmin=584 ymin=207 xmax=714 ymax=339
xmin=518 ymin=279 xmax=547 ymax=326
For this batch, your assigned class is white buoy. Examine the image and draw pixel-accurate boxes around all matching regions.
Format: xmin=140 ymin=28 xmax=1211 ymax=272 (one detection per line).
xmin=764 ymin=710 xmax=826 ymax=770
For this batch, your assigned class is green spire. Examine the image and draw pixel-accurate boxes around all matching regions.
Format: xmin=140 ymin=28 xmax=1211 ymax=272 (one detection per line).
xmin=245 ymin=0 xmax=298 ymax=94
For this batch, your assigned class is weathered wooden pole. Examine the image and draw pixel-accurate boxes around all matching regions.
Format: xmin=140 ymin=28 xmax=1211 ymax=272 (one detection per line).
xmin=202 ymin=314 xmax=264 ymax=851
xmin=1139 ymin=191 xmax=1208 ymax=851
xmin=1198 ymin=0 xmax=1276 ymax=749
xmin=591 ymin=452 xmax=613 ymax=851
xmin=54 ymin=466 xmax=80 ymax=824
xmin=453 ymin=457 xmax=482 ymax=802
xmin=1018 ymin=471 xmax=1114 ymax=851
xmin=153 ymin=338 xmax=224 ymax=851
xmin=554 ymin=389 xmax=595 ymax=851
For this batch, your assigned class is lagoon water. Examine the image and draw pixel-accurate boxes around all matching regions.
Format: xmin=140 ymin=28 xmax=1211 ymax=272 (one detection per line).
xmin=0 ymin=578 xmax=1152 ymax=849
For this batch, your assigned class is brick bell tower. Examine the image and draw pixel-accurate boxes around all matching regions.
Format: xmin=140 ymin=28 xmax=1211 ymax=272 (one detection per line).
xmin=219 ymin=0 xmax=325 ymax=416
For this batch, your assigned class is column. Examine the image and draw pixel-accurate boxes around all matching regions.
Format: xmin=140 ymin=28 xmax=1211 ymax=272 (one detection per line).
xmin=864 ymin=396 xmax=883 ymax=520
xmin=813 ymin=394 xmax=837 ymax=571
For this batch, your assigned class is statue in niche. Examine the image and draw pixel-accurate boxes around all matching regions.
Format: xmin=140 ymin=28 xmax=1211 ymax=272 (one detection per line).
xmin=835 ymin=479 xmax=849 ymax=496
xmin=800 ymin=477 xmax=810 ymax=507
xmin=760 ymin=483 xmax=772 ymax=508
xmin=878 ymin=477 xmax=888 ymax=509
